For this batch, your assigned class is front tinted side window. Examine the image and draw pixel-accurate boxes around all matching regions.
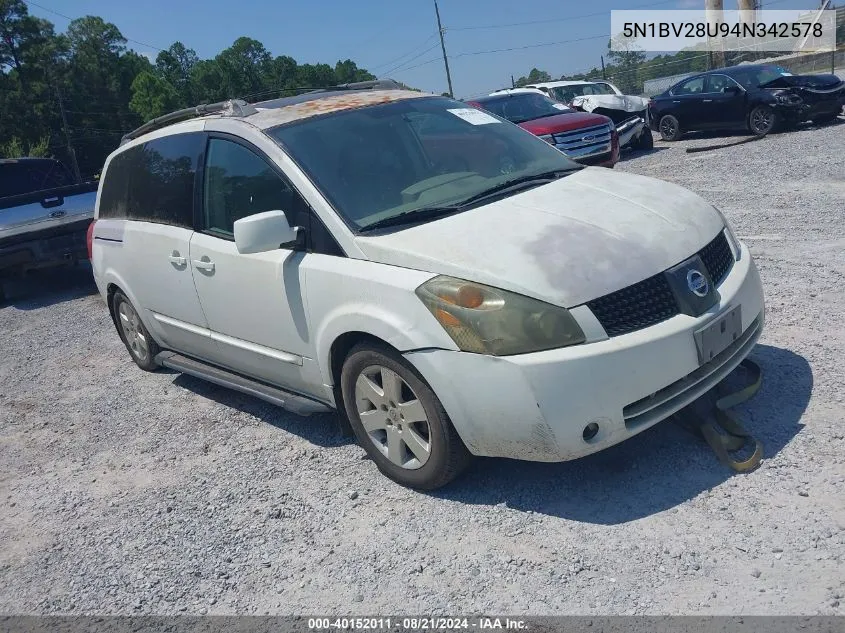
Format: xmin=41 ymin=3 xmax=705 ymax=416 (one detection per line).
xmin=673 ymin=77 xmax=706 ymax=95
xmin=707 ymin=75 xmax=736 ymax=93
xmin=202 ymin=138 xmax=308 ymax=236
xmin=128 ymin=133 xmax=203 ymax=227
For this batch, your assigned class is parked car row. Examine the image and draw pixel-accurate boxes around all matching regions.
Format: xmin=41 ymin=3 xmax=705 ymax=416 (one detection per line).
xmin=86 ymin=80 xmax=765 ymax=490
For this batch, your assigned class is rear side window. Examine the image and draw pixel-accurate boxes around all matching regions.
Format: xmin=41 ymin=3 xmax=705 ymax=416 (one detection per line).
xmin=98 ymin=149 xmax=136 ymax=219
xmin=0 ymin=160 xmax=73 ymax=197
xmin=99 ymin=132 xmax=203 ymax=227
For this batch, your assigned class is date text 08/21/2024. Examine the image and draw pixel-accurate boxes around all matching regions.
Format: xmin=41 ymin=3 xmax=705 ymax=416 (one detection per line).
xmin=307 ymin=617 xmax=528 ymax=630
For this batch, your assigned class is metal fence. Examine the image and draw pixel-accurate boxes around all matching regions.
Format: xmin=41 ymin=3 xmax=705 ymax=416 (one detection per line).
xmin=638 ymin=49 xmax=844 ymax=96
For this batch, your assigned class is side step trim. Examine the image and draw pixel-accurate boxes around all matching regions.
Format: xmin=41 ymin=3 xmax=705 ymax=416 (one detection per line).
xmin=154 ymin=351 xmax=331 ymax=416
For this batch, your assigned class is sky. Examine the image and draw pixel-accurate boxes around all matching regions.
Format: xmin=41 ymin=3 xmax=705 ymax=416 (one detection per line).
xmin=26 ymin=0 xmax=826 ymax=99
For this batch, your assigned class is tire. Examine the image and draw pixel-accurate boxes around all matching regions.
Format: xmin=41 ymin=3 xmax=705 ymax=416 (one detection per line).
xmin=340 ymin=342 xmax=472 ymax=490
xmin=111 ymin=291 xmax=160 ymax=371
xmin=636 ymin=128 xmax=654 ymax=150
xmin=658 ymin=115 xmax=682 ymax=141
xmin=748 ymin=105 xmax=777 ymax=136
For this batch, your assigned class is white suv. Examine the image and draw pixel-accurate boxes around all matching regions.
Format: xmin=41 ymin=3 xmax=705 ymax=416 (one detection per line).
xmin=90 ymin=81 xmax=765 ymax=490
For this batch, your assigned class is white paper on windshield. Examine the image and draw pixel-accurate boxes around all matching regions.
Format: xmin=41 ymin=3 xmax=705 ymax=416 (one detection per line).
xmin=781 ymin=72 xmax=793 ymax=76
xmin=448 ymin=108 xmax=500 ymax=125
xmin=552 ymin=103 xmax=571 ymax=110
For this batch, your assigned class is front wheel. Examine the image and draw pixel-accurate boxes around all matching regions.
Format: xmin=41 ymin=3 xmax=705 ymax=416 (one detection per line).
xmin=658 ymin=115 xmax=682 ymax=141
xmin=636 ymin=128 xmax=655 ymax=150
xmin=748 ymin=105 xmax=777 ymax=136
xmin=340 ymin=343 xmax=472 ymax=490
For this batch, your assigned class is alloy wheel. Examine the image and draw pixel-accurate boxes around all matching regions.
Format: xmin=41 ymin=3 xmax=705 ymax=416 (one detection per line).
xmin=118 ymin=301 xmax=149 ymax=363
xmin=354 ymin=365 xmax=432 ymax=470
xmin=750 ymin=107 xmax=774 ymax=134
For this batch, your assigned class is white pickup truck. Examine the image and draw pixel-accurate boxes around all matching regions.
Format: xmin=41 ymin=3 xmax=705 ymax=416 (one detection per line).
xmin=0 ymin=158 xmax=98 ymax=302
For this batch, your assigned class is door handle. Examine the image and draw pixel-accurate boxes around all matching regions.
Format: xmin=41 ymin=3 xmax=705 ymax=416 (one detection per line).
xmin=703 ymin=99 xmax=713 ymax=103
xmin=193 ymin=259 xmax=215 ymax=272
xmin=672 ymin=100 xmax=681 ymax=103
xmin=168 ymin=254 xmax=187 ymax=265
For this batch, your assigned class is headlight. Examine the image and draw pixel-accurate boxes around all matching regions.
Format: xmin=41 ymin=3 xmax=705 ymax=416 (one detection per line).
xmin=714 ymin=207 xmax=741 ymax=261
xmin=415 ymin=276 xmax=585 ymax=356
xmin=774 ymin=91 xmax=801 ymax=105
xmin=538 ymin=134 xmax=555 ymax=144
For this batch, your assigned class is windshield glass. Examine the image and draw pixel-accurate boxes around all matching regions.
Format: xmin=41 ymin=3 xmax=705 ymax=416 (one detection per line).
xmin=733 ymin=66 xmax=791 ymax=88
xmin=549 ymin=83 xmax=616 ymax=102
xmin=473 ymin=93 xmax=571 ymax=124
xmin=269 ymin=96 xmax=579 ymax=231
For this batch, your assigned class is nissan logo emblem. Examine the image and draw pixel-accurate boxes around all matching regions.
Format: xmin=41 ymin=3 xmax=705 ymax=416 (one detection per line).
xmin=686 ymin=269 xmax=709 ymax=297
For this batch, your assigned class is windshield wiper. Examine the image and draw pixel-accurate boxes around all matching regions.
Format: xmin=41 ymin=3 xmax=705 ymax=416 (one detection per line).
xmin=449 ymin=168 xmax=580 ymax=208
xmin=358 ymin=206 xmax=463 ymax=232
xmin=357 ymin=168 xmax=580 ymax=233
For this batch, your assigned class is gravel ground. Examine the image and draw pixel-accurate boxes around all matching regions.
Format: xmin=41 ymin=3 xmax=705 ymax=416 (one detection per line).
xmin=1 ymin=119 xmax=844 ymax=616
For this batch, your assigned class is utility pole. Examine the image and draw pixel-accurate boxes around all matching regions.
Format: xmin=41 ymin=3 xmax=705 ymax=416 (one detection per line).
xmin=433 ymin=0 xmax=454 ymax=98
xmin=601 ymin=55 xmax=606 ymax=79
xmin=53 ymin=79 xmax=81 ymax=183
xmin=511 ymin=74 xmax=515 ymax=88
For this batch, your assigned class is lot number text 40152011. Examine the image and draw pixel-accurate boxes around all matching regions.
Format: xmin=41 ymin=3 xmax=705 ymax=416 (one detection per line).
xmin=307 ymin=617 xmax=528 ymax=630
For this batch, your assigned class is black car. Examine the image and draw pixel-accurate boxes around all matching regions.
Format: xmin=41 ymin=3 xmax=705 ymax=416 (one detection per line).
xmin=649 ymin=64 xmax=845 ymax=141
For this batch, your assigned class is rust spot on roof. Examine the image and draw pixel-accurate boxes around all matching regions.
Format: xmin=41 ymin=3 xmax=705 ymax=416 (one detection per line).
xmin=250 ymin=90 xmax=432 ymax=129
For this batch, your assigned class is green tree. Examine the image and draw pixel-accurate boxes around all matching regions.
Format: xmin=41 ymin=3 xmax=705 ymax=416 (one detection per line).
xmin=334 ymin=58 xmax=375 ymax=84
xmin=155 ymin=42 xmax=198 ymax=107
xmin=130 ymin=71 xmax=180 ymax=120
xmin=514 ymin=68 xmax=552 ymax=87
xmin=606 ymin=34 xmax=647 ymax=93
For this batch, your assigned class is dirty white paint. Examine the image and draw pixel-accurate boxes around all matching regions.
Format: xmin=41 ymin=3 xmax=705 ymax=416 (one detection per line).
xmin=355 ymin=167 xmax=725 ymax=309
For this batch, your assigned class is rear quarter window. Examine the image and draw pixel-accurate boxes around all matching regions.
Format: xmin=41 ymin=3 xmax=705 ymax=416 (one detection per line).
xmin=99 ymin=132 xmax=204 ymax=228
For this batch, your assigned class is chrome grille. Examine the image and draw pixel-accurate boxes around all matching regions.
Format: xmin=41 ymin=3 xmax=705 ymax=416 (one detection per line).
xmin=552 ymin=123 xmax=613 ymax=159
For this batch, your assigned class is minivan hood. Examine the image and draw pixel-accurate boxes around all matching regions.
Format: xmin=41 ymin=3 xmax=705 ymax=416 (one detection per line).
xmin=354 ymin=168 xmax=724 ymax=308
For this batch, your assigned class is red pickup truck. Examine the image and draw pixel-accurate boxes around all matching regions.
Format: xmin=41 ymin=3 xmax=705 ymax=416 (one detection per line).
xmin=466 ymin=92 xmax=619 ymax=168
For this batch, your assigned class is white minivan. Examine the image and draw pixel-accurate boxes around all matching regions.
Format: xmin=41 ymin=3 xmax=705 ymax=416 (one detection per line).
xmin=90 ymin=81 xmax=765 ymax=490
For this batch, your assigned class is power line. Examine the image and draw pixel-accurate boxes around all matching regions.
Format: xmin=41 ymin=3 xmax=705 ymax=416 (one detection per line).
xmin=369 ymin=33 xmax=439 ymax=73
xmin=379 ymin=42 xmax=441 ymax=77
xmin=22 ymin=0 xmax=165 ymax=52
xmin=447 ymin=0 xmax=679 ymax=31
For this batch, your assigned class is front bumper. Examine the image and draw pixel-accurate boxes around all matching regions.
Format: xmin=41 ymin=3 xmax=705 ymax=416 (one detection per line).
xmin=405 ymin=241 xmax=764 ymax=462
xmin=616 ymin=115 xmax=646 ymax=148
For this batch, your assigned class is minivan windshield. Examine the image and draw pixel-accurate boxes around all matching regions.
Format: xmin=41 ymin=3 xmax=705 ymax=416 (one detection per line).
xmin=269 ymin=96 xmax=580 ymax=231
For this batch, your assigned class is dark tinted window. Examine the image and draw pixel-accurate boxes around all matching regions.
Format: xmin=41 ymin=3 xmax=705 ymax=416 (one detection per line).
xmin=203 ymin=138 xmax=309 ymax=236
xmin=100 ymin=133 xmax=201 ymax=225
xmin=0 ymin=159 xmax=73 ymax=197
xmin=98 ymin=149 xmax=137 ymax=219
xmin=127 ymin=133 xmax=203 ymax=227
xmin=475 ymin=93 xmax=565 ymax=124
xmin=673 ymin=77 xmax=706 ymax=95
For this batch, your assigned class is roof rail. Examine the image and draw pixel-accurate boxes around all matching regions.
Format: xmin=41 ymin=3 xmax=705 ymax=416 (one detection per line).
xmin=121 ymin=99 xmax=257 ymax=145
xmin=302 ymin=79 xmax=404 ymax=95
xmin=121 ymin=81 xmax=403 ymax=145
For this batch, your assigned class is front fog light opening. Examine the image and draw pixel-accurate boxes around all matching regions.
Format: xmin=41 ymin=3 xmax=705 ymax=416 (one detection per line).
xmin=582 ymin=422 xmax=600 ymax=442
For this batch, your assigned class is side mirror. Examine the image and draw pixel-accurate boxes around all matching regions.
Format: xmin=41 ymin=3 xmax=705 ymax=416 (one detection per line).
xmin=233 ymin=210 xmax=302 ymax=254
